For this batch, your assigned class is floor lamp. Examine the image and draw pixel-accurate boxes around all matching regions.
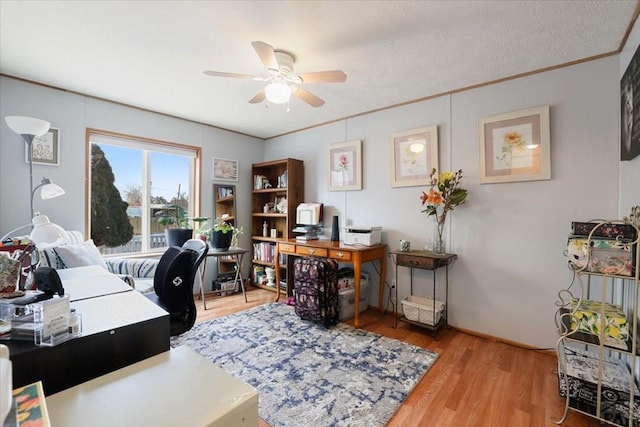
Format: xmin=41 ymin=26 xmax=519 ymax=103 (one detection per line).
xmin=4 ymin=116 xmax=52 ymax=219
xmin=2 ymin=116 xmax=67 ymax=244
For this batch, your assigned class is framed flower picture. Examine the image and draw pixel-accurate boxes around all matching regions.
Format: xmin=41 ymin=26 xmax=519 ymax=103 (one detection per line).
xmin=478 ymin=105 xmax=550 ymax=184
xmin=390 ymin=125 xmax=438 ymax=188
xmin=328 ymin=140 xmax=362 ymax=191
xmin=25 ymin=127 xmax=60 ymax=166
xmin=212 ymin=157 xmax=238 ymax=181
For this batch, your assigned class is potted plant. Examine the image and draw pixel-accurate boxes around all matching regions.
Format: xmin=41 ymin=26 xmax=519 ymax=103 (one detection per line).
xmin=195 ymin=220 xmax=212 ymax=242
xmin=155 ymin=185 xmax=208 ymax=247
xmin=211 ymin=215 xmax=240 ymax=252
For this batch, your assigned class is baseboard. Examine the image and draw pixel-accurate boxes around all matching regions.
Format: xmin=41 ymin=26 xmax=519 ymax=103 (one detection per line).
xmin=453 ymin=325 xmax=556 ymax=357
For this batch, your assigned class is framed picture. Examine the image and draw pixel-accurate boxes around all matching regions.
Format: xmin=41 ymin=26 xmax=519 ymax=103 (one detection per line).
xmin=621 ymin=43 xmax=640 ymax=161
xmin=390 ymin=125 xmax=438 ymax=188
xmin=478 ymin=105 xmax=550 ymax=184
xmin=26 ymin=128 xmax=59 ymax=166
xmin=328 ymin=140 xmax=362 ymax=191
xmin=212 ymin=157 xmax=238 ymax=181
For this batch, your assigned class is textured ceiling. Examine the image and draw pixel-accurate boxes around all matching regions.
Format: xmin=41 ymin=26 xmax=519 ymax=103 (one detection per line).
xmin=0 ymin=1 xmax=637 ymax=139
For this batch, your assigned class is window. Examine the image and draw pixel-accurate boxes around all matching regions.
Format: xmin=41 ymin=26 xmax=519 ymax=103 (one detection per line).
xmin=88 ymin=130 xmax=201 ymax=255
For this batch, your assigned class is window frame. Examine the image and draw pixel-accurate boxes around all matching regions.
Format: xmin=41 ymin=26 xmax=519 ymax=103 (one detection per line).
xmin=85 ymin=128 xmax=202 ymax=256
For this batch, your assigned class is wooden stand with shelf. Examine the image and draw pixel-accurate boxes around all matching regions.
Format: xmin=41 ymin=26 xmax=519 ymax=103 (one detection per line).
xmin=250 ymin=158 xmax=304 ymax=294
xmin=554 ymin=218 xmax=640 ymax=427
xmin=389 ymin=250 xmax=456 ymax=339
xmin=213 ymin=183 xmax=237 ymax=278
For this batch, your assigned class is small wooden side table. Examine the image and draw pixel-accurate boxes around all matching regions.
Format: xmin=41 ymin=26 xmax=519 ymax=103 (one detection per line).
xmin=389 ymin=250 xmax=457 ymax=338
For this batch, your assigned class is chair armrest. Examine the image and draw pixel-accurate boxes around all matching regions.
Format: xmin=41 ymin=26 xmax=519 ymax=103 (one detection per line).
xmin=105 ymin=258 xmax=158 ymax=278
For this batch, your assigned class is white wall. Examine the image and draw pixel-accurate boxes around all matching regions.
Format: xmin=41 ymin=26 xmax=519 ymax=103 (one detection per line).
xmin=0 ymin=76 xmax=264 ymax=283
xmin=266 ymin=55 xmax=626 ymax=348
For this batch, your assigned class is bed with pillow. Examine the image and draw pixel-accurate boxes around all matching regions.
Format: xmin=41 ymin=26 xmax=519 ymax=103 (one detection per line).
xmin=37 ymin=231 xmax=158 ymax=293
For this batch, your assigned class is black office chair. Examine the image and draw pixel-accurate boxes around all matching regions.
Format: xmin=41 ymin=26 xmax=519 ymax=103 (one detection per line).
xmin=145 ymin=239 xmax=208 ymax=336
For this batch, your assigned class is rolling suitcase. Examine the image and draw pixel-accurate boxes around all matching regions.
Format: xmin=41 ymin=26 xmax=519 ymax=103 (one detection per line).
xmin=293 ymin=257 xmax=339 ymax=326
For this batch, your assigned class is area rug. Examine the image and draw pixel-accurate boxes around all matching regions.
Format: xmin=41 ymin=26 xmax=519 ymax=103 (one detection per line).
xmin=171 ymin=302 xmax=438 ymax=427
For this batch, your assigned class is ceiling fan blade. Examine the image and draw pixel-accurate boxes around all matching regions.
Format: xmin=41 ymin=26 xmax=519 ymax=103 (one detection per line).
xmin=203 ymin=70 xmax=254 ymax=79
xmin=249 ymin=90 xmax=266 ymax=104
xmin=293 ymin=87 xmax=325 ymax=107
xmin=298 ymin=70 xmax=347 ymax=83
xmin=251 ymin=41 xmax=279 ymax=70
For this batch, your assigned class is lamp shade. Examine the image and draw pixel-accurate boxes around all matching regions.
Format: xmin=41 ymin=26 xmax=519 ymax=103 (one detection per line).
xmin=29 ymin=215 xmax=68 ymax=247
xmin=4 ymin=116 xmax=50 ymax=137
xmin=38 ymin=180 xmax=66 ymax=200
xmin=264 ymin=82 xmax=291 ymax=104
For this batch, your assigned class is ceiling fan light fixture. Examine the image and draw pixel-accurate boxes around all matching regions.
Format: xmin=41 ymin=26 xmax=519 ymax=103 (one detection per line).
xmin=264 ymin=82 xmax=291 ymax=104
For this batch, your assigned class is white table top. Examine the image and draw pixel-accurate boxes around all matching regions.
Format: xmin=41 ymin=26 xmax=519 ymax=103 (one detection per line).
xmin=46 ymin=345 xmax=258 ymax=427
xmin=57 ymin=265 xmax=132 ymax=301
xmin=70 ymin=291 xmax=168 ymax=336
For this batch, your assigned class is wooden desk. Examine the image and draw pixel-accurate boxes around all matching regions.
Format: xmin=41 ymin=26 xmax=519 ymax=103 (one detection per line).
xmin=275 ymin=239 xmax=387 ymax=327
xmin=199 ymin=247 xmax=248 ymax=310
xmin=47 ymin=345 xmax=258 ymax=427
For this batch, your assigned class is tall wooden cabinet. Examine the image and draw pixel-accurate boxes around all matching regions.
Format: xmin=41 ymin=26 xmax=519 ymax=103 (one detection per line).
xmin=251 ymin=158 xmax=304 ymax=294
xmin=213 ymin=183 xmax=236 ymax=276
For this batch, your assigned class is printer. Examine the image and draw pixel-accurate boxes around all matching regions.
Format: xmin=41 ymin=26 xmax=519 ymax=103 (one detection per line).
xmin=343 ymin=226 xmax=382 ymax=246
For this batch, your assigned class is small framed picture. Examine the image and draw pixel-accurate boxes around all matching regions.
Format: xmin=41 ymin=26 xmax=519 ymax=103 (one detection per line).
xmin=212 ymin=157 xmax=238 ymax=181
xmin=328 ymin=140 xmax=362 ymax=191
xmin=26 ymin=128 xmax=60 ymax=166
xmin=390 ymin=125 xmax=438 ymax=188
xmin=478 ymin=105 xmax=550 ymax=184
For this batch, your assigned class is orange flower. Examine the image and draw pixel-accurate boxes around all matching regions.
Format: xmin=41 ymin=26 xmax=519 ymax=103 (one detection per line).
xmin=504 ymin=131 xmax=523 ymax=147
xmin=426 ymin=189 xmax=443 ymax=205
xmin=421 ymin=189 xmax=443 ymax=205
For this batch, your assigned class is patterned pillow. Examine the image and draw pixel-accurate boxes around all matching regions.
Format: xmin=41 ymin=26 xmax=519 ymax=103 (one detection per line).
xmin=105 ymin=258 xmax=158 ymax=278
xmin=38 ymin=247 xmax=68 ymax=269
xmin=38 ymin=240 xmax=108 ymax=270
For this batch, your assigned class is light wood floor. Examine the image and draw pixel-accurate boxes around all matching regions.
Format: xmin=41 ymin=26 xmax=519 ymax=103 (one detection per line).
xmin=195 ymin=288 xmax=601 ymax=427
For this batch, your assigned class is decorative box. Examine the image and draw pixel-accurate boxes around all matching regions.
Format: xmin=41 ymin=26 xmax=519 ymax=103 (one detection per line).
xmin=566 ymin=237 xmax=635 ymax=276
xmin=570 ymin=298 xmax=629 ymax=349
xmin=571 ymin=221 xmax=637 ymax=240
xmin=558 ymin=346 xmax=640 ymax=426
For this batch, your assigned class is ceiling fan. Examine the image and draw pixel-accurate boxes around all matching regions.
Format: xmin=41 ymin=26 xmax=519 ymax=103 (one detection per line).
xmin=203 ymin=41 xmax=346 ymax=108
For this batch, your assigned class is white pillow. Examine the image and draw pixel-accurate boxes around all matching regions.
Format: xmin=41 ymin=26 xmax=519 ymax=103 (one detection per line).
xmin=55 ymin=239 xmax=108 ymax=270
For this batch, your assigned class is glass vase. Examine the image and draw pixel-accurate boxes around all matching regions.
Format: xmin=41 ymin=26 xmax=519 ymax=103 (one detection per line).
xmin=433 ymin=228 xmax=446 ymax=254
xmin=432 ymin=218 xmax=446 ymax=254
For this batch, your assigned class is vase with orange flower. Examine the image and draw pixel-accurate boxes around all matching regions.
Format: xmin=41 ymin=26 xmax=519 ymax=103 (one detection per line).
xmin=420 ymin=168 xmax=468 ymax=254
